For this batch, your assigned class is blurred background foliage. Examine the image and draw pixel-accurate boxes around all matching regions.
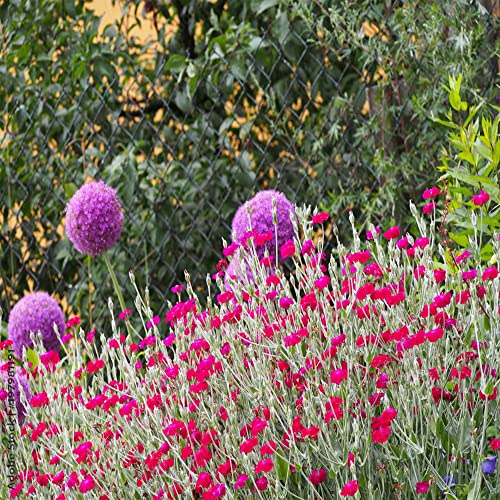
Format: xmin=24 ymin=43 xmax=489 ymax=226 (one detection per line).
xmin=0 ymin=0 xmax=498 ymax=333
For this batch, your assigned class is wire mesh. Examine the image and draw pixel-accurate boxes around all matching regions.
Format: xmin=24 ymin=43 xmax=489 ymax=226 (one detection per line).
xmin=1 ymin=0 xmax=498 ymax=332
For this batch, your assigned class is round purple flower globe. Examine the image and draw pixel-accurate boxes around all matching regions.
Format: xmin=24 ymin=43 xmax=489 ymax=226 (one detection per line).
xmin=231 ymin=190 xmax=296 ymax=259
xmin=224 ymin=257 xmax=255 ymax=290
xmin=8 ymin=292 xmax=65 ymax=358
xmin=0 ymin=367 xmax=31 ymax=426
xmin=65 ymin=180 xmax=124 ymax=256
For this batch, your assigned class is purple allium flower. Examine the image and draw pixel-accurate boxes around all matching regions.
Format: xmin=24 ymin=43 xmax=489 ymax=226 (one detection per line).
xmin=231 ymin=190 xmax=296 ymax=260
xmin=224 ymin=257 xmax=255 ymax=289
xmin=0 ymin=366 xmax=31 ymax=426
xmin=482 ymin=456 xmax=498 ymax=474
xmin=65 ymin=180 xmax=124 ymax=256
xmin=8 ymin=292 xmax=65 ymax=358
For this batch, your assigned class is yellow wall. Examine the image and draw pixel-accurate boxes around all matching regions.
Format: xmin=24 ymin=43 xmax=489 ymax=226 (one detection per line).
xmin=88 ymin=0 xmax=158 ymax=40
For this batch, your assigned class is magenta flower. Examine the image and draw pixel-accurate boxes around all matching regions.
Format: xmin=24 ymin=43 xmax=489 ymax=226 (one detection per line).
xmin=254 ymin=458 xmax=274 ymax=474
xmin=65 ymin=180 xmax=124 ymax=256
xmin=231 ymin=190 xmax=296 ymax=260
xmin=472 ymin=189 xmax=490 ymax=206
xmin=234 ymin=474 xmax=248 ymax=490
xmin=416 ymin=481 xmax=430 ymax=493
xmin=8 ymin=292 xmax=65 ymax=358
xmin=340 ymin=479 xmax=359 ymax=497
xmin=309 ymin=468 xmax=327 ymax=485
xmin=422 ymin=201 xmax=436 ymax=214
xmin=311 ymin=211 xmax=329 ymax=224
xmin=422 ymin=187 xmax=440 ymax=199
xmin=330 ymin=368 xmax=348 ymax=385
xmin=482 ymin=266 xmax=498 ymax=280
xmin=383 ymin=225 xmax=400 ymax=240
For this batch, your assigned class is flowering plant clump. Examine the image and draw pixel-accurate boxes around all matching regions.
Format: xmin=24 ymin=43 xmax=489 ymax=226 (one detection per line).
xmin=1 ymin=196 xmax=498 ymax=499
xmin=65 ymin=180 xmax=124 ymax=257
xmin=0 ymin=361 xmax=32 ymax=426
xmin=7 ymin=292 xmax=65 ymax=359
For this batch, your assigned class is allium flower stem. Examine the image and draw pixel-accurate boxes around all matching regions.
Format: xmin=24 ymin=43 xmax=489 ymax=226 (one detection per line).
xmin=87 ymin=255 xmax=93 ymax=330
xmin=103 ymin=253 xmax=134 ymax=340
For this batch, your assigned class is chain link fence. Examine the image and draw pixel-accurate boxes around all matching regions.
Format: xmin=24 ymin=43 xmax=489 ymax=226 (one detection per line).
xmin=1 ymin=0 xmax=498 ymax=332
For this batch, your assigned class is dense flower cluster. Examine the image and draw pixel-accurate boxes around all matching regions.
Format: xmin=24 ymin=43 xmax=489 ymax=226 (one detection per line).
xmin=2 ymin=193 xmax=499 ymax=499
xmin=65 ymin=180 xmax=124 ymax=256
xmin=7 ymin=292 xmax=65 ymax=359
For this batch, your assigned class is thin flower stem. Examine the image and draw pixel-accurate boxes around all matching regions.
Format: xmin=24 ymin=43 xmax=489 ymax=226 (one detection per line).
xmin=103 ymin=252 xmax=135 ymax=340
xmin=87 ymin=255 xmax=93 ymax=331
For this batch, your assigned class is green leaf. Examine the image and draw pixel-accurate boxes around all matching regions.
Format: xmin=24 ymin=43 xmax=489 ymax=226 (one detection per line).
xmin=274 ymin=11 xmax=289 ymax=45
xmin=492 ymin=140 xmax=500 ymax=168
xmin=435 ymin=416 xmax=458 ymax=454
xmin=63 ymin=182 xmax=78 ymax=198
xmin=444 ymin=171 xmax=499 ymax=196
xmin=457 ymin=151 xmax=475 ymax=165
xmin=64 ymin=0 xmax=76 ymax=18
xmin=450 ymin=91 xmax=462 ymax=112
xmin=448 ymin=231 xmax=469 ymax=247
xmin=482 ymin=380 xmax=495 ymax=396
xmin=165 ymin=54 xmax=187 ymax=74
xmin=275 ymin=453 xmax=290 ymax=481
xmin=430 ymin=116 xmax=460 ymax=130
xmin=252 ymin=0 xmax=278 ymax=15
xmin=26 ymin=348 xmax=39 ymax=368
